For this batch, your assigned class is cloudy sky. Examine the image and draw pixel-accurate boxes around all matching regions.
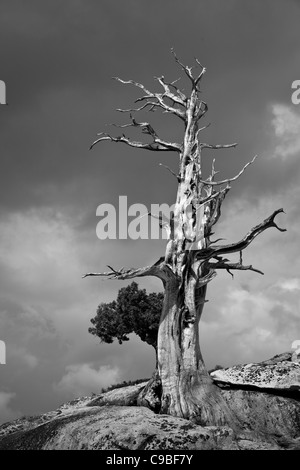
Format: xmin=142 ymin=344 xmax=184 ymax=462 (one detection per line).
xmin=0 ymin=0 xmax=300 ymax=424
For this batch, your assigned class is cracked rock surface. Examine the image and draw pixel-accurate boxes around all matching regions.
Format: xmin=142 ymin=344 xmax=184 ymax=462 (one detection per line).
xmin=0 ymin=353 xmax=299 ymax=450
xmin=211 ymin=352 xmax=300 ymax=393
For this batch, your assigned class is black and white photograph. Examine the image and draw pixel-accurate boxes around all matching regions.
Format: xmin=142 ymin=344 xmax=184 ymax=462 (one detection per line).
xmin=0 ymin=0 xmax=300 ymax=454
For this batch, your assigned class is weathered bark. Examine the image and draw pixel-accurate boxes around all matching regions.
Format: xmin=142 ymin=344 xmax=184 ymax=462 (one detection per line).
xmin=86 ymin=51 xmax=285 ymax=427
xmin=136 ymin=369 xmax=162 ymax=413
xmin=156 ymin=257 xmax=238 ymax=426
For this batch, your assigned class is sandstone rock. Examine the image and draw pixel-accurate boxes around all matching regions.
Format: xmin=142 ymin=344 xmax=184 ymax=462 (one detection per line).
xmin=0 ymin=385 xmax=147 ymax=441
xmin=259 ymin=352 xmax=292 ymax=365
xmin=0 ymin=405 xmax=283 ymax=450
xmin=222 ymin=389 xmax=300 ymax=440
xmin=211 ymin=357 xmax=300 ymax=393
xmin=87 ymin=382 xmax=148 ymax=407
xmin=0 ymin=395 xmax=93 ymax=439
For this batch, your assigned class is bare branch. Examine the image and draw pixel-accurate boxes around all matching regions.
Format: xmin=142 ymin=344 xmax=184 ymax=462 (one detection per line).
xmin=209 ymin=238 xmax=226 ymax=245
xmin=160 ymin=76 xmax=187 ymax=103
xmin=197 ymin=208 xmax=286 ymax=261
xmin=110 ymin=115 xmax=158 ymax=137
xmin=196 ymin=101 xmax=208 ymax=120
xmin=199 ymin=188 xmax=225 ymax=206
xmin=90 ymin=130 xmax=180 ymax=153
xmin=159 ymin=163 xmax=181 ymax=181
xmin=171 ymin=49 xmax=195 ymax=82
xmin=199 ymin=155 xmax=257 ymax=186
xmin=196 ymin=267 xmax=217 ymax=286
xmin=116 ymin=102 xmax=160 ymax=113
xmin=196 ymin=123 xmax=211 ymax=138
xmin=113 ymin=76 xmax=186 ymax=121
xmin=112 ymin=76 xmax=153 ymax=96
xmin=210 ymin=158 xmax=219 ymax=180
xmin=154 ymin=75 xmax=187 ymax=107
xmin=208 ymin=258 xmax=264 ymax=276
xmin=107 ymin=115 xmax=182 ymax=152
xmin=199 ymin=142 xmax=238 ymax=150
xmin=171 ymin=48 xmax=206 ymax=88
xmin=194 ymin=62 xmax=207 ymax=86
xmin=82 ymin=257 xmax=172 ymax=282
xmin=207 ymin=185 xmax=231 ymax=229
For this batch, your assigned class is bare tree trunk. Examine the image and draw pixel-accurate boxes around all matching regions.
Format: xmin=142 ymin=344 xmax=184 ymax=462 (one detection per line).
xmin=157 ymin=268 xmax=236 ymax=426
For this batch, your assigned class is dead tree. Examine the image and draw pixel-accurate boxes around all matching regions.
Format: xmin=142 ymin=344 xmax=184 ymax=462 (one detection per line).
xmin=84 ymin=51 xmax=285 ymax=426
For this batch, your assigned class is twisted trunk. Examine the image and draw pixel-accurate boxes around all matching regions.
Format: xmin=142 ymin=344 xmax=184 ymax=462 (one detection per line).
xmin=157 ymin=266 xmax=236 ymax=427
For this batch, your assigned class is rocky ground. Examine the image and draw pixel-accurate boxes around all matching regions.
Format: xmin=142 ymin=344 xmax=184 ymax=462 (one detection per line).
xmin=0 ymin=352 xmax=299 ymax=450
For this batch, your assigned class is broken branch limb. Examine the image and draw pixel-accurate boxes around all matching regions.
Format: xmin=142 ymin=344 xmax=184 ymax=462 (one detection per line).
xmin=109 ymin=115 xmax=158 ymax=137
xmin=199 ymin=155 xmax=257 ymax=186
xmin=154 ymin=75 xmax=187 ymax=107
xmin=113 ymin=76 xmax=186 ymax=121
xmin=82 ymin=257 xmax=172 ymax=282
xmin=208 ymin=260 xmax=264 ymax=276
xmin=210 ymin=158 xmax=219 ymax=180
xmin=90 ymin=132 xmax=180 ymax=152
xmin=207 ymin=186 xmax=231 ymax=229
xmin=196 ymin=123 xmax=211 ymax=138
xmin=196 ymin=101 xmax=208 ymax=120
xmin=159 ymin=163 xmax=181 ymax=181
xmin=199 ymin=142 xmax=238 ymax=150
xmin=199 ymin=187 xmax=227 ymax=206
xmin=158 ymin=76 xmax=187 ymax=103
xmin=116 ymin=101 xmax=161 ymax=113
xmin=197 ymin=208 xmax=286 ymax=261
xmin=197 ymin=268 xmax=217 ymax=286
xmin=107 ymin=115 xmax=182 ymax=152
xmin=171 ymin=49 xmax=206 ymax=89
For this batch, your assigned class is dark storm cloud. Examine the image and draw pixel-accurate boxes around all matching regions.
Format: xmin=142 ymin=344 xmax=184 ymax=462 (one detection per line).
xmin=1 ymin=0 xmax=300 ymax=216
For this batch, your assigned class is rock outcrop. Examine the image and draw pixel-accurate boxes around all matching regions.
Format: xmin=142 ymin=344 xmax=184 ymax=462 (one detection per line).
xmin=211 ymin=352 xmax=300 ymax=394
xmin=0 ymin=404 xmax=288 ymax=450
xmin=222 ymin=390 xmax=300 ymax=443
xmin=87 ymin=382 xmax=148 ymax=407
xmin=0 ymin=353 xmax=299 ymax=450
